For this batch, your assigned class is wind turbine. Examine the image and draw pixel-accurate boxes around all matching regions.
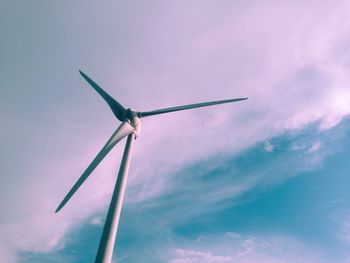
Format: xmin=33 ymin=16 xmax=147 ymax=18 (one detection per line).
xmin=56 ymin=70 xmax=247 ymax=263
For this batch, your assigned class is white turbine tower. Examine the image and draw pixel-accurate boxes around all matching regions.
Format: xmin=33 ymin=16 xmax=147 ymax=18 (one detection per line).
xmin=56 ymin=70 xmax=247 ymax=263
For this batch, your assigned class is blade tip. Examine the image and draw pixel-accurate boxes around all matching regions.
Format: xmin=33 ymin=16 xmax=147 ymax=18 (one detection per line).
xmin=55 ymin=202 xmax=65 ymax=213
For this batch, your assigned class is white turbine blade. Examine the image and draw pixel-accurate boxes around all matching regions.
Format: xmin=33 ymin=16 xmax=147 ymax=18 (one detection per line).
xmin=79 ymin=70 xmax=126 ymax=121
xmin=55 ymin=122 xmax=134 ymax=213
xmin=138 ymin=97 xmax=248 ymax=118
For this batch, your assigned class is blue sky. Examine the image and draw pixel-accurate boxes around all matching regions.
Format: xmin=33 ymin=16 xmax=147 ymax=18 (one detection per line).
xmin=1 ymin=1 xmax=350 ymax=262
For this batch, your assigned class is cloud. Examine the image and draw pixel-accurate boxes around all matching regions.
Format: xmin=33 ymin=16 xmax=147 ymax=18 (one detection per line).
xmin=120 ymin=0 xmax=350 ymax=203
xmin=264 ymin=141 xmax=274 ymax=152
xmin=308 ymin=141 xmax=322 ymax=153
xmin=0 ymin=241 xmax=17 ymax=263
xmin=169 ymin=232 xmax=325 ymax=263
xmin=172 ymin=249 xmax=232 ymax=263
xmin=1 ymin=215 xmax=69 ymax=253
xmin=90 ymin=216 xmax=103 ymax=226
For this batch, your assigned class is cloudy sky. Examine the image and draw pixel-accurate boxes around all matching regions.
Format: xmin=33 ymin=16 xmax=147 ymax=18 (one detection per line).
xmin=1 ymin=1 xmax=350 ymax=262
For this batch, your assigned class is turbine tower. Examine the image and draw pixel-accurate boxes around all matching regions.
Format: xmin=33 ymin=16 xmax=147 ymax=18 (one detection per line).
xmin=56 ymin=70 xmax=247 ymax=263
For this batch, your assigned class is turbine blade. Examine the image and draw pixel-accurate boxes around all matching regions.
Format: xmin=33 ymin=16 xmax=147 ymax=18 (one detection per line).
xmin=79 ymin=70 xmax=126 ymax=121
xmin=55 ymin=122 xmax=134 ymax=213
xmin=138 ymin=97 xmax=248 ymax=118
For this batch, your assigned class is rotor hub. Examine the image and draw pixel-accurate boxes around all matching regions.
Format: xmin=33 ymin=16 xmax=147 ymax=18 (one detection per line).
xmin=123 ymin=108 xmax=141 ymax=136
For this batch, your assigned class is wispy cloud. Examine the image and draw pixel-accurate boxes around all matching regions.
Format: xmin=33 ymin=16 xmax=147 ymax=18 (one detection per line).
xmin=338 ymin=215 xmax=350 ymax=244
xmin=169 ymin=232 xmax=325 ymax=263
xmin=264 ymin=141 xmax=274 ymax=152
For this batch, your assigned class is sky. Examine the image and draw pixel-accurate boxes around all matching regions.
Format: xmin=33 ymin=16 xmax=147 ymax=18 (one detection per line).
xmin=1 ymin=0 xmax=350 ymax=262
